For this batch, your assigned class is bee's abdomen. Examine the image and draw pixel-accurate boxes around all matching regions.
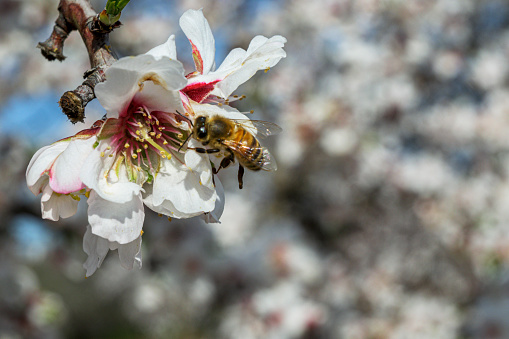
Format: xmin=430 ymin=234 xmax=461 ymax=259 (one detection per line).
xmin=235 ymin=130 xmax=264 ymax=171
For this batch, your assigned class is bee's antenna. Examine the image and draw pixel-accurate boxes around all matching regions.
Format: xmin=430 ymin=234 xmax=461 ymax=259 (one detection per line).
xmin=176 ymin=110 xmax=193 ymax=127
xmin=178 ymin=133 xmax=192 ymax=152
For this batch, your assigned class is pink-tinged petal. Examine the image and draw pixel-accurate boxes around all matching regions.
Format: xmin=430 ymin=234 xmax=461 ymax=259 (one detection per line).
xmin=80 ymin=144 xmax=143 ymax=204
xmin=149 ymin=155 xmax=216 ymax=217
xmin=134 ymin=81 xmax=184 ymax=114
xmin=146 ymin=34 xmax=177 ymax=60
xmin=83 ymin=225 xmax=110 ymax=277
xmin=195 ymin=35 xmax=287 ymax=99
xmin=179 ymin=9 xmax=215 ymax=75
xmin=26 ymin=141 xmax=70 ymax=195
xmin=181 ymin=79 xmax=220 ymax=103
xmin=40 ymin=185 xmax=79 ymax=221
xmin=95 ymin=54 xmax=187 ymax=118
xmin=49 ymin=137 xmax=96 ymax=194
xmin=202 ymin=178 xmax=224 ymax=223
xmin=87 ymin=190 xmax=145 ymax=244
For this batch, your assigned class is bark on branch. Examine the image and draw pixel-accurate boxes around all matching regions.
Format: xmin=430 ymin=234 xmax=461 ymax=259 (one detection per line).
xmin=38 ymin=0 xmax=119 ymax=123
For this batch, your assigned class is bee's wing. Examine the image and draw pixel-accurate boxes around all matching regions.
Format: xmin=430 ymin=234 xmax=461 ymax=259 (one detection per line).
xmin=222 ymin=140 xmax=278 ymax=172
xmin=232 ymin=120 xmax=282 ymax=139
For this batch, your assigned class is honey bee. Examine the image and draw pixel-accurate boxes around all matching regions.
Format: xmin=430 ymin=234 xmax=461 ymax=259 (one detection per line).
xmin=190 ymin=115 xmax=282 ymax=189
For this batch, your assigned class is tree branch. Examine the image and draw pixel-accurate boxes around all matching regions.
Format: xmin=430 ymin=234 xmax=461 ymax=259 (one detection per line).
xmin=38 ymin=0 xmax=119 ymax=123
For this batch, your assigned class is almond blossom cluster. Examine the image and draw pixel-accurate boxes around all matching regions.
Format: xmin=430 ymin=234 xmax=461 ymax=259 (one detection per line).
xmin=26 ymin=9 xmax=286 ymax=276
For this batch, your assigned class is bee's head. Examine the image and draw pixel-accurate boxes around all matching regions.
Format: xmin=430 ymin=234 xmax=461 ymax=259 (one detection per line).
xmin=194 ymin=115 xmax=208 ymax=141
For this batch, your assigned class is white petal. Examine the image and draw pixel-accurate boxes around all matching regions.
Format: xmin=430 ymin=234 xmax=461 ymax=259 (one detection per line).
xmin=117 ymin=236 xmax=143 ymax=270
xmin=134 ymin=81 xmax=184 ymax=114
xmin=83 ymin=225 xmax=110 ymax=277
xmin=40 ymin=185 xmax=79 ymax=221
xmin=179 ymin=9 xmax=215 ymax=74
xmin=191 ymin=102 xmax=249 ymax=120
xmin=26 ymin=141 xmax=70 ymax=195
xmin=192 ymin=35 xmax=287 ymax=99
xmin=146 ymin=34 xmax=177 ymax=60
xmin=87 ymin=190 xmax=145 ymax=244
xmin=185 ymin=139 xmax=214 ymax=189
xmin=95 ymin=54 xmax=187 ymax=118
xmin=150 ymin=156 xmax=216 ymax=217
xmin=80 ymin=144 xmax=143 ymax=204
xmin=202 ymin=178 xmax=224 ymax=223
xmin=49 ymin=137 xmax=96 ymax=194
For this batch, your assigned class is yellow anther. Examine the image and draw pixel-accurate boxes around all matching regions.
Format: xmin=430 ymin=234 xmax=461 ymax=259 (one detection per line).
xmin=156 ymin=120 xmax=160 ymax=126
xmin=158 ymin=127 xmax=164 ymax=131
xmin=218 ymin=103 xmax=223 ymax=106
xmin=264 ymin=67 xmax=270 ymax=73
xmin=233 ymin=95 xmax=238 ymax=98
xmin=177 ymin=133 xmax=183 ymax=138
xmin=137 ymin=148 xmax=142 ymax=153
xmin=124 ymin=143 xmax=130 ymax=148
xmin=158 ymin=213 xmax=163 ymax=217
xmin=250 ymin=110 xmax=254 ymax=113
xmin=132 ymin=154 xmax=137 ymax=159
xmin=163 ymin=140 xmax=168 ymax=145
xmin=136 ymin=130 xmax=141 ymax=135
xmin=109 ymin=154 xmax=113 ymax=157
xmin=149 ymin=132 xmax=156 ymax=137
xmin=106 ymin=146 xmax=111 ymax=150
xmin=140 ymin=230 xmax=144 ymax=235
xmin=156 ymin=133 xmax=162 ymax=139
xmin=100 ymin=152 xmax=105 ymax=157
xmin=144 ymin=144 xmax=148 ymax=149
xmin=168 ymin=217 xmax=172 ymax=222
xmin=85 ymin=191 xmax=90 ymax=198
xmin=138 ymin=122 xmax=143 ymax=127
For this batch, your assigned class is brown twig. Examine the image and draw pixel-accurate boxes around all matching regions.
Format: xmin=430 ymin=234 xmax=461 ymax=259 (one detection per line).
xmin=38 ymin=0 xmax=118 ymax=123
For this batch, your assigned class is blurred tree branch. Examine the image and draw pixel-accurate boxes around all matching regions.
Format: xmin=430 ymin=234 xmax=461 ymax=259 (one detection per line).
xmin=37 ymin=0 xmax=120 ymax=124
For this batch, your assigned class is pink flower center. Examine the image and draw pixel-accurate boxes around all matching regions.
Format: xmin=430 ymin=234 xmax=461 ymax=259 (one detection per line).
xmin=104 ymin=103 xmax=191 ymax=173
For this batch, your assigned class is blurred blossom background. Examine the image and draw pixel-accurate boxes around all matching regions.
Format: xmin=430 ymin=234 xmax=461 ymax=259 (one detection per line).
xmin=3 ymin=0 xmax=509 ymax=338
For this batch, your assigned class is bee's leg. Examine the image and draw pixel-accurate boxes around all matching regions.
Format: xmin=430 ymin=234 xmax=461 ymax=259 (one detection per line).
xmin=237 ymin=165 xmax=245 ymax=189
xmin=189 ymin=148 xmax=221 ymax=154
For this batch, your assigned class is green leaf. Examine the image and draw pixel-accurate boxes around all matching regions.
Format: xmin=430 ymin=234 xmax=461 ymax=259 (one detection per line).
xmin=100 ymin=0 xmax=131 ymax=26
